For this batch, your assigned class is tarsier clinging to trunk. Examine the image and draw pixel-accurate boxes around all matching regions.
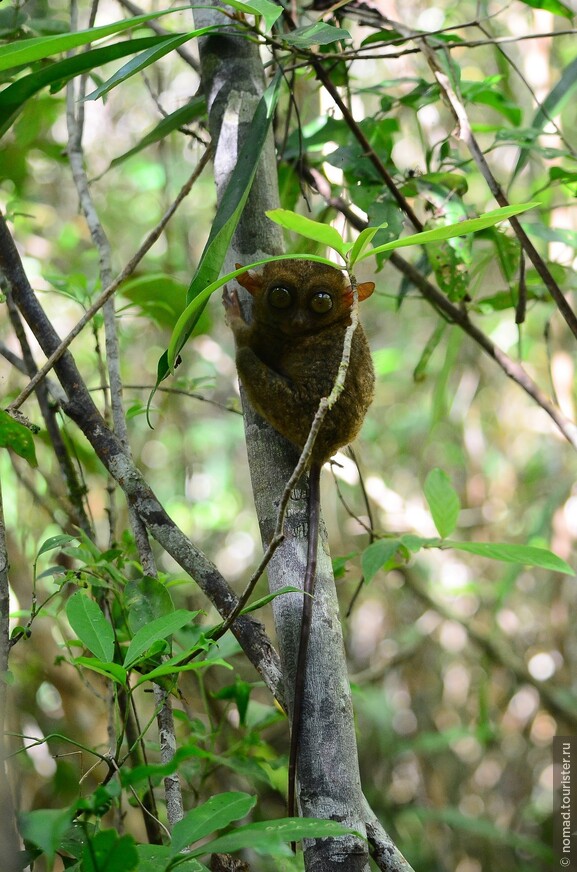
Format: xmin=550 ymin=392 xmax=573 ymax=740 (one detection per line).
xmin=223 ymin=258 xmax=375 ymax=822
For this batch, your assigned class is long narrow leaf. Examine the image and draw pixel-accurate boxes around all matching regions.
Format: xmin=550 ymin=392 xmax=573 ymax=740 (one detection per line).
xmin=84 ymin=29 xmax=216 ymax=102
xmin=0 ymin=7 xmax=192 ymax=72
xmin=511 ymin=56 xmax=577 ymax=181
xmin=266 ymin=209 xmax=347 ymax=255
xmin=0 ymin=36 xmax=165 ymax=138
xmin=357 ymin=203 xmax=539 ymax=260
xmin=160 ymin=73 xmax=282 ymax=378
xmin=448 ymin=541 xmax=574 ymax=574
xmin=188 ymin=818 xmax=358 ymax=858
xmin=109 ymin=97 xmax=205 ymax=168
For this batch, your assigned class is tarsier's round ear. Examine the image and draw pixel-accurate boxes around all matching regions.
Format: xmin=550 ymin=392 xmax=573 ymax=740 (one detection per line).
xmin=235 ymin=263 xmax=262 ymax=296
xmin=344 ymin=281 xmax=375 ymax=305
xmin=357 ymin=281 xmax=375 ymax=301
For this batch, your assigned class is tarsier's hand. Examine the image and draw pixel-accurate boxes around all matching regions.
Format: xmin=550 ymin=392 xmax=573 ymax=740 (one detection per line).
xmin=222 ymin=286 xmax=245 ymax=329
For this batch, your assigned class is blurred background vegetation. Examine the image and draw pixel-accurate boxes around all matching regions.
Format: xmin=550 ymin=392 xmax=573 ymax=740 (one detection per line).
xmin=1 ymin=0 xmax=577 ymax=869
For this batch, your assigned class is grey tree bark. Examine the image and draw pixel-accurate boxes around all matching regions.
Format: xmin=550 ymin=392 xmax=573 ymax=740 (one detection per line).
xmin=191 ymin=6 xmax=413 ymax=870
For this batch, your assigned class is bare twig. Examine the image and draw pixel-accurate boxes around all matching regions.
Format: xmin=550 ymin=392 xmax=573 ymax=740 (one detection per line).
xmin=311 ymin=28 xmax=577 ymax=63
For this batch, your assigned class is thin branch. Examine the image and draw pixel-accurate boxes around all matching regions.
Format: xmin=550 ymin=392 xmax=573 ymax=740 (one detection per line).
xmin=66 ymin=12 xmax=185 ymax=821
xmin=389 ymin=250 xmax=577 ymax=449
xmin=8 ymin=147 xmax=212 ymax=413
xmin=0 ymin=210 xmax=284 ymax=704
xmin=301 ymin=164 xmax=577 ymax=451
xmin=4 ymin=294 xmax=92 ymax=534
xmin=312 ymin=65 xmax=423 ymax=233
xmin=0 ymin=481 xmax=24 ymax=871
xmin=310 ymin=28 xmax=577 ymax=63
xmin=414 ymin=36 xmax=577 ymax=341
xmin=474 ymin=21 xmax=577 ymax=166
xmin=121 ymin=385 xmax=241 ymax=414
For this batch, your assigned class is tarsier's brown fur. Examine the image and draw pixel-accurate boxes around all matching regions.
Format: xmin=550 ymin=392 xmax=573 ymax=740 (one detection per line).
xmin=224 ymin=258 xmax=375 ymax=828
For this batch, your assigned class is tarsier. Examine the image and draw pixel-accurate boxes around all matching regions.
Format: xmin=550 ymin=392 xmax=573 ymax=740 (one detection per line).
xmin=224 ymin=258 xmax=375 ymax=821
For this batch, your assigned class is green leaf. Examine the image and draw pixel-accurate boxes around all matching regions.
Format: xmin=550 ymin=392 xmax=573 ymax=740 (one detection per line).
xmin=18 ymin=808 xmax=73 ymax=863
xmin=281 ymin=22 xmax=351 ymax=46
xmin=424 ymin=469 xmax=461 ymax=539
xmin=171 ymin=793 xmax=257 ymax=853
xmin=66 ymin=591 xmax=115 ymax=662
xmin=36 ymin=534 xmax=77 ymax=558
xmin=0 ymin=7 xmax=192 ymax=71
xmin=84 ymin=30 xmax=215 ymax=102
xmin=134 ymin=656 xmax=231 ymax=687
xmin=0 ymin=408 xmax=38 ymax=467
xmin=361 ymin=540 xmax=402 ymax=584
xmin=266 ymin=209 xmax=347 ymax=256
xmin=413 ymin=322 xmax=448 ymax=382
xmin=225 ymin=0 xmax=283 ymax=29
xmin=137 ymin=844 xmax=208 ymax=872
xmin=121 ymin=746 xmax=206 ymax=787
xmin=120 ymin=273 xmax=187 ymax=327
xmin=347 ymin=225 xmax=385 ymax=267
xmin=123 ymin=609 xmax=197 ymax=667
xmin=125 ymin=577 xmax=175 ymax=634
xmin=550 ymin=167 xmax=577 ymax=185
xmin=400 ymin=534 xmax=437 ymax=553
xmin=238 ymin=585 xmax=302 ymax=614
xmin=159 ymin=72 xmax=282 ymax=381
xmin=512 ymin=56 xmax=577 ymax=180
xmin=109 ymin=98 xmax=205 ymax=168
xmin=0 ymin=36 xmax=165 ymax=138
xmin=447 ymin=541 xmax=574 ymax=574
xmin=82 ymin=830 xmax=138 ymax=872
xmin=188 ymin=818 xmax=359 ymax=858
xmin=357 ymin=203 xmax=540 ymax=261
xmin=74 ymin=657 xmax=128 ymax=686
xmin=213 ymin=677 xmax=252 ymax=724
xmin=517 ymin=0 xmax=573 ymax=19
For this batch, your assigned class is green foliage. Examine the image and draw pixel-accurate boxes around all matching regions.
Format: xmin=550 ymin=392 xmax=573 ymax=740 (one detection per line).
xmin=0 ymin=408 xmax=37 ymax=467
xmin=2 ymin=2 xmax=576 ymax=870
xmin=424 ymin=468 xmax=461 ymax=538
xmin=66 ymin=591 xmax=115 ymax=662
xmin=163 ymin=72 xmax=282 ymax=377
xmin=17 ymin=793 xmax=356 ymax=869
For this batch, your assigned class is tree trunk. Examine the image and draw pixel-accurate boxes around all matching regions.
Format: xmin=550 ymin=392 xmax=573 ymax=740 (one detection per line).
xmin=193 ymin=5 xmax=371 ymax=869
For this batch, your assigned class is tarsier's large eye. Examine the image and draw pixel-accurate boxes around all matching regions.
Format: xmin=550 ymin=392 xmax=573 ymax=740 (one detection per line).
xmin=309 ymin=292 xmax=333 ymax=314
xmin=268 ymin=286 xmax=292 ymax=309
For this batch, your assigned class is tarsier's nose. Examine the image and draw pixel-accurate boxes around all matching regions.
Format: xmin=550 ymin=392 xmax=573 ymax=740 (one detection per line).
xmin=291 ymin=311 xmax=307 ymax=329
